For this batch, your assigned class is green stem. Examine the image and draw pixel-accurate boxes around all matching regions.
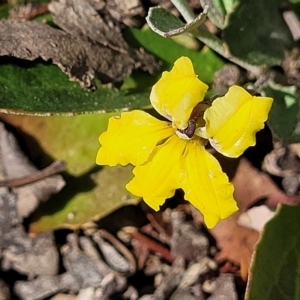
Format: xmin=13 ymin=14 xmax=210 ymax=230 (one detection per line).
xmin=170 ymin=0 xmax=195 ymax=23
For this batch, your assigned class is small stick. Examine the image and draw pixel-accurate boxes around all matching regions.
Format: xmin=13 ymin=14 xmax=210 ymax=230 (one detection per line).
xmin=0 ymin=160 xmax=66 ymax=187
xmin=126 ymin=230 xmax=175 ymax=263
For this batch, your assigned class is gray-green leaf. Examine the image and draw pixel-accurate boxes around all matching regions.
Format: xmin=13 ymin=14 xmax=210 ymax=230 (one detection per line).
xmin=265 ymin=83 xmax=300 ymax=143
xmin=146 ymin=6 xmax=208 ymax=37
xmin=223 ymin=0 xmax=293 ymax=66
xmin=246 ymin=204 xmax=300 ymax=300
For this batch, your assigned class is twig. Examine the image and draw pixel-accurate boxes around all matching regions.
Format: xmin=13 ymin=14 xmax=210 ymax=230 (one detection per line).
xmin=0 ymin=160 xmax=66 ymax=187
xmin=125 ymin=229 xmax=175 ymax=263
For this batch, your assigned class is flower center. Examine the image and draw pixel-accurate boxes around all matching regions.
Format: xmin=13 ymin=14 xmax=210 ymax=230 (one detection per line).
xmin=175 ymin=103 xmax=208 ymax=139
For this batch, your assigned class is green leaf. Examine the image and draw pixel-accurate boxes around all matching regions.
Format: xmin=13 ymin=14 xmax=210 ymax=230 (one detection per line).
xmin=2 ymin=113 xmax=115 ymax=175
xmin=199 ymin=0 xmax=238 ymax=29
xmin=265 ymin=83 xmax=300 ymax=143
xmin=1 ymin=113 xmax=139 ymax=232
xmin=223 ymin=0 xmax=293 ymax=66
xmin=125 ymin=27 xmax=225 ymax=84
xmin=1 ymin=25 xmax=224 ymax=115
xmin=146 ymin=7 xmax=184 ymax=34
xmin=0 ymin=60 xmax=150 ymax=115
xmin=1 ymin=4 xmax=221 ymax=116
xmin=146 ymin=6 xmax=208 ymax=37
xmin=246 ymin=204 xmax=300 ymax=300
xmin=144 ymin=5 xmax=262 ymax=74
xmin=0 ymin=3 xmax=10 ymax=19
xmin=221 ymin=0 xmax=237 ymax=13
xmin=30 ymin=165 xmax=138 ymax=233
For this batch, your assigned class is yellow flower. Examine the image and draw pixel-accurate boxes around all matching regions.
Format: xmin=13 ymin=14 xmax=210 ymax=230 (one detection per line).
xmin=96 ymin=57 xmax=273 ymax=228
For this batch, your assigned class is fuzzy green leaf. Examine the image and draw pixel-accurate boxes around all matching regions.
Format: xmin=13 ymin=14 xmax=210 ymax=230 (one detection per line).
xmin=30 ymin=164 xmax=137 ymax=233
xmin=246 ymin=204 xmax=300 ymax=300
xmin=146 ymin=6 xmax=208 ymax=37
xmin=125 ymin=27 xmax=224 ymax=85
xmin=265 ymin=83 xmax=300 ymax=143
xmin=223 ymin=0 xmax=293 ymax=66
xmin=0 ymin=60 xmax=150 ymax=115
xmin=0 ymin=4 xmax=9 ymax=19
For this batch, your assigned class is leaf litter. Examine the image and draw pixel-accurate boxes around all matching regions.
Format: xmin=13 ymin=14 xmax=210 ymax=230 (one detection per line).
xmin=0 ymin=0 xmax=159 ymax=90
xmin=1 ymin=0 xmax=300 ymax=299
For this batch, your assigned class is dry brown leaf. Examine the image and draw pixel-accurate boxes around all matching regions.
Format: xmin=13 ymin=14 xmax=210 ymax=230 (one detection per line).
xmin=104 ymin=0 xmax=145 ymax=27
xmin=0 ymin=0 xmax=159 ymax=90
xmin=48 ymin=0 xmax=159 ymax=85
xmin=9 ymin=3 xmax=49 ymax=20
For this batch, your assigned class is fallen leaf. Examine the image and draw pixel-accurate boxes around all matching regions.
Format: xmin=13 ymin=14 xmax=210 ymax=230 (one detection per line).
xmin=246 ymin=204 xmax=300 ymax=300
xmin=0 ymin=113 xmax=140 ymax=232
xmin=9 ymin=3 xmax=49 ymax=20
xmin=0 ymin=0 xmax=159 ymax=90
xmin=104 ymin=0 xmax=145 ymax=27
xmin=48 ymin=0 xmax=160 ymax=86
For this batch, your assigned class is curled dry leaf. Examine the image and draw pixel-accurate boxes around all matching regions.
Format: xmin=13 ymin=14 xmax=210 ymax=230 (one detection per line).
xmin=49 ymin=0 xmax=131 ymax=53
xmin=9 ymin=3 xmax=49 ymax=20
xmin=0 ymin=0 xmax=159 ymax=90
xmin=88 ymin=0 xmax=145 ymax=27
xmin=49 ymin=0 xmax=160 ymax=82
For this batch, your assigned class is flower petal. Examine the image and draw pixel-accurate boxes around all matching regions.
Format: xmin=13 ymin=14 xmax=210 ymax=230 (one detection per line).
xmin=126 ymin=134 xmax=187 ymax=210
xmin=150 ymin=56 xmax=208 ymax=130
xmin=96 ymin=110 xmax=173 ymax=167
xmin=203 ymin=86 xmax=273 ymax=158
xmin=177 ymin=141 xmax=238 ymax=228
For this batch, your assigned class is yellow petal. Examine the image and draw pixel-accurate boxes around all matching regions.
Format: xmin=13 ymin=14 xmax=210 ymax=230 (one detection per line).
xmin=177 ymin=141 xmax=238 ymax=228
xmin=150 ymin=57 xmax=208 ymax=130
xmin=204 ymin=86 xmax=273 ymax=158
xmin=126 ymin=134 xmax=187 ymax=210
xmin=96 ymin=110 xmax=173 ymax=167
